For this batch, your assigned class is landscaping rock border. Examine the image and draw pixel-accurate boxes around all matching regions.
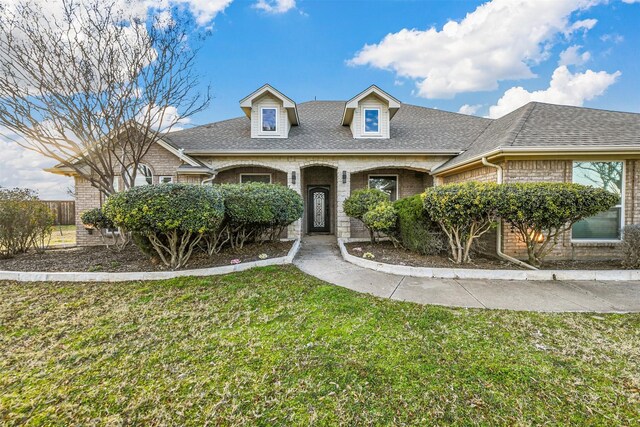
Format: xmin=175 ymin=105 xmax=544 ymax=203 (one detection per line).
xmin=338 ymin=239 xmax=640 ymax=281
xmin=0 ymin=239 xmax=300 ymax=282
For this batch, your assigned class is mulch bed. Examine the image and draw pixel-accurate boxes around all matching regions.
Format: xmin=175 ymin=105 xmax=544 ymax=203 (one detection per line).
xmin=345 ymin=242 xmax=624 ymax=270
xmin=0 ymin=241 xmax=293 ymax=272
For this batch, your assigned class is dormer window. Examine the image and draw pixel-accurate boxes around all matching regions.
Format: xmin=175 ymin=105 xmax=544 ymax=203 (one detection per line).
xmin=363 ymin=108 xmax=380 ymax=134
xmin=261 ymin=107 xmax=278 ymax=132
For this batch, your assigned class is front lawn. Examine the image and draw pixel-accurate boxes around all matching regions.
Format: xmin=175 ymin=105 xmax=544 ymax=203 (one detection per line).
xmin=1 ymin=266 xmax=638 ymax=425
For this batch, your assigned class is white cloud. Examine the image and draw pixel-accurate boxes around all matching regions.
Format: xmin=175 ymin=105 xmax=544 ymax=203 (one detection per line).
xmin=558 ymin=45 xmax=591 ymax=66
xmin=0 ymin=128 xmax=73 ymax=199
xmin=166 ymin=0 xmax=233 ymax=26
xmin=488 ymin=65 xmax=621 ymax=118
xmin=254 ymin=0 xmax=296 ymax=14
xmin=458 ymin=104 xmax=483 ymax=115
xmin=621 ymin=0 xmax=640 ymax=3
xmin=349 ymin=0 xmax=604 ymax=99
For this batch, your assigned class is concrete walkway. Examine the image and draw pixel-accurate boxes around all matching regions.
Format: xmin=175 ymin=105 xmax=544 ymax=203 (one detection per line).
xmin=293 ymin=236 xmax=640 ymax=313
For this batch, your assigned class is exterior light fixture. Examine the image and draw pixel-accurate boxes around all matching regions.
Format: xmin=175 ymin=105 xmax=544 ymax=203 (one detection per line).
xmin=342 ymin=171 xmax=347 ymax=184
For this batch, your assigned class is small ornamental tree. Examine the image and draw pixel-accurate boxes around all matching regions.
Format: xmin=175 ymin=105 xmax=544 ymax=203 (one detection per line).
xmin=343 ymin=188 xmax=389 ymax=243
xmin=362 ymin=202 xmax=398 ymax=245
xmin=103 ymin=184 xmax=224 ymax=269
xmin=423 ymin=182 xmax=500 ymax=264
xmin=496 ymin=183 xmax=619 ymax=267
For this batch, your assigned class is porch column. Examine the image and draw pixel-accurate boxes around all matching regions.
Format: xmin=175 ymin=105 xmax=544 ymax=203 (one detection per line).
xmin=287 ymin=167 xmax=303 ymax=239
xmin=336 ymin=168 xmax=351 ymax=239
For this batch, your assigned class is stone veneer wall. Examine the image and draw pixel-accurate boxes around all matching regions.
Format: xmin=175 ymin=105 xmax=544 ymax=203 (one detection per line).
xmin=301 ymin=166 xmax=337 ymax=234
xmin=349 ymin=168 xmax=432 ymax=238
xmin=214 ymin=167 xmax=287 ymax=185
xmin=202 ymin=155 xmax=451 ymax=239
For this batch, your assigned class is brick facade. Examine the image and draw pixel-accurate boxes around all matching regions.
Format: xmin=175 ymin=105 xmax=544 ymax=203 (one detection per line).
xmin=440 ymin=158 xmax=638 ymax=261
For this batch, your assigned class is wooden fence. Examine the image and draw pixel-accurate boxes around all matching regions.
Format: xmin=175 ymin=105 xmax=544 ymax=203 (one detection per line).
xmin=43 ymin=200 xmax=76 ymax=225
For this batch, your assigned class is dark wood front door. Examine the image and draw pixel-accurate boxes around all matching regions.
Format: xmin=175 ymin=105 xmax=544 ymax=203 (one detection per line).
xmin=307 ymin=186 xmax=330 ymax=233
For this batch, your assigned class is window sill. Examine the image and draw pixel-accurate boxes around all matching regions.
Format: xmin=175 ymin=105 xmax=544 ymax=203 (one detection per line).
xmin=570 ymin=240 xmax=621 ymax=247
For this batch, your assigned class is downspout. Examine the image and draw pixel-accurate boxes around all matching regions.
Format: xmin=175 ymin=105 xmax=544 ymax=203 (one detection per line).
xmin=201 ymin=173 xmax=217 ymax=185
xmin=481 ymin=157 xmax=537 ymax=270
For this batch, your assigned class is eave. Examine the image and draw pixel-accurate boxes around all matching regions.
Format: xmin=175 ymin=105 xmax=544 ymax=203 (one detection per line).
xmin=431 ymin=145 xmax=640 ymax=177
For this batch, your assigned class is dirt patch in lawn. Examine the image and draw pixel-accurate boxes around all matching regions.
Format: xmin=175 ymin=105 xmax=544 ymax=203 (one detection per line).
xmin=345 ymin=242 xmax=623 ymax=270
xmin=0 ymin=241 xmax=293 ymax=272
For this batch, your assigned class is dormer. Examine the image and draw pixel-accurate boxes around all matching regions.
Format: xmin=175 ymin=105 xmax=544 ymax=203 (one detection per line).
xmin=341 ymin=85 xmax=400 ymax=139
xmin=240 ymin=84 xmax=300 ymax=139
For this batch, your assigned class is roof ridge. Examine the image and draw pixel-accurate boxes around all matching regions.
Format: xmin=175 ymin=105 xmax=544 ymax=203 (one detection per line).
xmin=507 ymin=102 xmax=537 ymax=147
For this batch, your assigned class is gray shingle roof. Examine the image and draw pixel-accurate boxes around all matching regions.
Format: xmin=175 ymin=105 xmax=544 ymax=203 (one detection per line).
xmin=435 ymin=102 xmax=640 ymax=172
xmin=164 ymin=101 xmax=491 ymax=154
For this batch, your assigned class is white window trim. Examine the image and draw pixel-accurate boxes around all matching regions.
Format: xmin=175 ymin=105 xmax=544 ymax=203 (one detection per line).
xmin=158 ymin=175 xmax=174 ymax=184
xmin=240 ymin=173 xmax=273 ymax=184
xmin=368 ymin=174 xmax=399 ymax=201
xmin=362 ymin=108 xmax=381 ymax=135
xmin=260 ymin=107 xmax=278 ymax=133
xmin=571 ymin=160 xmax=625 ymax=243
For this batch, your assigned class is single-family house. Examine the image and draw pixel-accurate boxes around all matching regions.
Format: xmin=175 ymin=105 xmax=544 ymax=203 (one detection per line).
xmin=49 ymin=84 xmax=640 ymax=260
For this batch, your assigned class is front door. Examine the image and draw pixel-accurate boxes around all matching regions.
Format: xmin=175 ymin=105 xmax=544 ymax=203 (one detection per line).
xmin=307 ymin=186 xmax=330 ymax=233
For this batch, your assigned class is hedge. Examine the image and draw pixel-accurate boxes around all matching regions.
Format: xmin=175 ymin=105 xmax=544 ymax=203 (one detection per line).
xmin=343 ymin=188 xmax=390 ymax=243
xmin=0 ymin=188 xmax=54 ymax=257
xmin=393 ymin=194 xmax=445 ymax=256
xmin=104 ymin=184 xmax=225 ymax=269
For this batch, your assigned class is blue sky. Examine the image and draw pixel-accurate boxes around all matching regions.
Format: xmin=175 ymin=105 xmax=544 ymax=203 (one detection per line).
xmin=192 ymin=0 xmax=640 ymax=125
xmin=1 ymin=0 xmax=639 ymax=198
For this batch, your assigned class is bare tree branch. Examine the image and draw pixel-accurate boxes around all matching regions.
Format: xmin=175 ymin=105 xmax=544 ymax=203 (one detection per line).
xmin=0 ymin=0 xmax=210 ymax=196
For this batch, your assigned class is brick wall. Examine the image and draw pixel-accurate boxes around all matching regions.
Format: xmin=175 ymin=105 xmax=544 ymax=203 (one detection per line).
xmin=75 ymin=143 xmax=195 ymax=246
xmin=502 ymin=159 xmax=632 ymax=260
xmin=442 ymin=165 xmax=498 ymax=184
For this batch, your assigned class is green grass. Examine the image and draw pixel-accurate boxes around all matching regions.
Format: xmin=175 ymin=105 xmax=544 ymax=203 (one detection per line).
xmin=47 ymin=225 xmax=76 ymax=246
xmin=1 ymin=266 xmax=639 ymax=425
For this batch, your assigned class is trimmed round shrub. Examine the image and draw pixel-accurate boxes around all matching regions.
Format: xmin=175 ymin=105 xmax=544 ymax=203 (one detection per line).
xmin=343 ymin=188 xmax=389 ymax=242
xmin=423 ymin=182 xmax=500 ymax=264
xmin=219 ymin=183 xmax=303 ymax=249
xmin=363 ymin=201 xmax=397 ymax=242
xmin=495 ymin=182 xmax=619 ymax=267
xmin=81 ymin=207 xmax=115 ymax=230
xmin=393 ymin=194 xmax=445 ymax=255
xmin=103 ymin=183 xmax=225 ymax=269
xmin=622 ymin=224 xmax=640 ymax=269
xmin=0 ymin=188 xmax=54 ymax=257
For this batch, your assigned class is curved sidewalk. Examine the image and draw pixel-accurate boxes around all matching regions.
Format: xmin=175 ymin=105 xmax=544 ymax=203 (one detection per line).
xmin=293 ymin=236 xmax=640 ymax=313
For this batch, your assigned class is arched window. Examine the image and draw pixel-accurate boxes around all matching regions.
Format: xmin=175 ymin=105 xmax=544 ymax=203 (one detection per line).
xmin=131 ymin=164 xmax=153 ymax=187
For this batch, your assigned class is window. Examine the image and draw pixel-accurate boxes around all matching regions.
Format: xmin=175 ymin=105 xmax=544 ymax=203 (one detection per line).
xmin=369 ymin=175 xmax=398 ymax=201
xmin=572 ymin=161 xmax=624 ymax=240
xmin=261 ymin=107 xmax=277 ymax=132
xmin=132 ymin=164 xmax=153 ymax=187
xmin=363 ymin=108 xmax=380 ymax=134
xmin=113 ymin=164 xmax=153 ymax=191
xmin=158 ymin=176 xmax=174 ymax=184
xmin=240 ymin=173 xmax=272 ymax=184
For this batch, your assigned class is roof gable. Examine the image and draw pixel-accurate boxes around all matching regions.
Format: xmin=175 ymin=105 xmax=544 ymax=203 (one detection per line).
xmin=239 ymin=84 xmax=300 ymax=125
xmin=341 ymin=85 xmax=401 ymax=126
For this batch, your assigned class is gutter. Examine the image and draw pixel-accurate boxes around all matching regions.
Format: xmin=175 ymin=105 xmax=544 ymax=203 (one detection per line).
xmin=481 ymin=157 xmax=537 ymax=271
xmin=433 ymin=145 xmax=640 ymax=176
xmin=183 ymin=149 xmax=463 ymax=156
